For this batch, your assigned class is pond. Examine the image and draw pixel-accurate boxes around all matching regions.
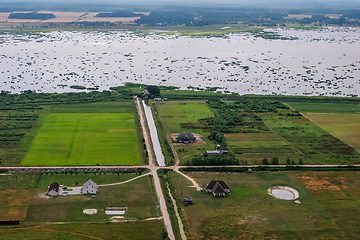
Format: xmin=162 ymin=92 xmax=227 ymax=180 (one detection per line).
xmin=268 ymin=186 xmax=299 ymax=200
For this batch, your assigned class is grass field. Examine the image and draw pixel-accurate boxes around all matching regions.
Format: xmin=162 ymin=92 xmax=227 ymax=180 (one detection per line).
xmin=261 ymin=109 xmax=360 ymax=165
xmin=303 ymin=113 xmax=360 ymax=153
xmin=288 ymin=102 xmax=360 ymax=113
xmin=0 ymin=172 xmax=162 ymax=239
xmin=21 ymin=112 xmax=142 ymax=166
xmin=169 ymin=170 xmax=360 ymax=239
xmin=50 ymin=102 xmax=135 ymax=113
xmin=26 ymin=173 xmax=158 ymax=222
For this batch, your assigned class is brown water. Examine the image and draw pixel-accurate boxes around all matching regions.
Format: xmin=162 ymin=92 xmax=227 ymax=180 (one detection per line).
xmin=1 ymin=27 xmax=359 ymax=96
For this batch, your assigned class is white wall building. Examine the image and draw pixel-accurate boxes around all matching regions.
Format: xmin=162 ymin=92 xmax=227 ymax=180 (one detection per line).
xmin=81 ymin=179 xmax=98 ymax=194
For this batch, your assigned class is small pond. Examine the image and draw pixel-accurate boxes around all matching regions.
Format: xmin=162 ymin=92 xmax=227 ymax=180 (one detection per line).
xmin=268 ymin=186 xmax=299 ymax=200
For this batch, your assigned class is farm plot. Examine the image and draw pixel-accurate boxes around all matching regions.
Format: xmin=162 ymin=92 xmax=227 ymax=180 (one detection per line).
xmin=169 ymin=170 xmax=360 ymax=240
xmin=261 ymin=110 xmax=360 ymax=165
xmin=153 ymin=101 xmax=215 ymax=165
xmin=21 ymin=113 xmax=142 ymax=166
xmin=303 ymin=113 xmax=360 ymax=153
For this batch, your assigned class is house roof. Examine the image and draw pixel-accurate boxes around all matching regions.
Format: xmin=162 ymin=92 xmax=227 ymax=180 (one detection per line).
xmin=48 ymin=182 xmax=59 ymax=193
xmin=213 ymin=182 xmax=225 ymax=194
xmin=205 ymin=180 xmax=230 ymax=192
xmin=83 ymin=179 xmax=98 ymax=189
xmin=178 ymin=132 xmax=194 ymax=141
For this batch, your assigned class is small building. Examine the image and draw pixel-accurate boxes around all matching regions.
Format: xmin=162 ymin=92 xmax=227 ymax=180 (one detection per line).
xmin=205 ymin=181 xmax=230 ymax=197
xmin=82 ymin=179 xmax=98 ymax=195
xmin=205 ymin=149 xmax=228 ymax=155
xmin=154 ymin=98 xmax=162 ymax=102
xmin=184 ymin=197 xmax=193 ymax=206
xmin=178 ymin=132 xmax=195 ymax=143
xmin=48 ymin=182 xmax=60 ymax=197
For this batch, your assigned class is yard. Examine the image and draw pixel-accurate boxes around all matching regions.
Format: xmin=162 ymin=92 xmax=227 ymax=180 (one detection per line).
xmin=153 ymin=101 xmax=216 ymax=165
xmin=169 ymin=170 xmax=360 ymax=239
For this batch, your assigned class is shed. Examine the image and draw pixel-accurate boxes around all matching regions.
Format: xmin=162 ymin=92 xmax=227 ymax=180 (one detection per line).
xmin=82 ymin=179 xmax=98 ymax=194
xmin=205 ymin=149 xmax=228 ymax=155
xmin=48 ymin=182 xmax=60 ymax=196
xmin=184 ymin=197 xmax=193 ymax=206
xmin=178 ymin=132 xmax=195 ymax=143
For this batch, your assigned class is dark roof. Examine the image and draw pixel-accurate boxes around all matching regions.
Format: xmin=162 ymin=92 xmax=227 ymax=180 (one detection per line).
xmin=178 ymin=132 xmax=194 ymax=141
xmin=217 ymin=181 xmax=230 ymax=190
xmin=205 ymin=180 xmax=217 ymax=190
xmin=213 ymin=182 xmax=225 ymax=194
xmin=48 ymin=182 xmax=59 ymax=193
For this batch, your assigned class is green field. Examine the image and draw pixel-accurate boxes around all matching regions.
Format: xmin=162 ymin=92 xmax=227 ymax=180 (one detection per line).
xmin=304 ymin=113 xmax=360 ymax=153
xmin=170 ymin=170 xmax=360 ymax=239
xmin=21 ymin=113 xmax=142 ymax=166
xmin=154 ymin=101 xmax=213 ymax=134
xmin=288 ymin=102 xmax=360 ymax=113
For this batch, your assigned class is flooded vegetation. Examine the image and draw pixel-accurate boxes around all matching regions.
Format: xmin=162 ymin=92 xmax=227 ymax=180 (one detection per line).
xmin=0 ymin=27 xmax=359 ymax=97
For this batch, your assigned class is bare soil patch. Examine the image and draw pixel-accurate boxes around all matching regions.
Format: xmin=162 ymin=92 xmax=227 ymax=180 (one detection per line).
xmin=171 ymin=133 xmax=206 ymax=146
xmin=297 ymin=173 xmax=341 ymax=191
xmin=83 ymin=209 xmax=97 ymax=215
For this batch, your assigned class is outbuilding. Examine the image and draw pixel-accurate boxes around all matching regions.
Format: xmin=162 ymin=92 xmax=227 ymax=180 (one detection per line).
xmin=178 ymin=132 xmax=195 ymax=143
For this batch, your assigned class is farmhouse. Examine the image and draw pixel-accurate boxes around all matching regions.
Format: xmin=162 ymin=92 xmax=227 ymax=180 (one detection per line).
xmin=178 ymin=132 xmax=195 ymax=143
xmin=81 ymin=179 xmax=98 ymax=194
xmin=48 ymin=182 xmax=60 ymax=196
xmin=205 ymin=181 xmax=230 ymax=197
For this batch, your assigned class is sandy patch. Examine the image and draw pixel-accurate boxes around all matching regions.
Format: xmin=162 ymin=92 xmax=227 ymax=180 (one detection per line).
xmin=144 ymin=216 xmax=163 ymax=221
xmin=39 ymin=193 xmax=52 ymax=199
xmin=298 ymin=174 xmax=341 ymax=191
xmin=83 ymin=209 xmax=97 ymax=215
xmin=171 ymin=133 xmax=206 ymax=146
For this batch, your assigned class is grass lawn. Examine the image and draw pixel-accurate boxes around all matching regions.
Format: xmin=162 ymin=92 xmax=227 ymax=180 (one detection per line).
xmin=21 ymin=113 xmax=142 ymax=166
xmin=303 ymin=113 xmax=360 ymax=154
xmin=170 ymin=170 xmax=360 ymax=239
xmin=50 ymin=101 xmax=135 ymax=113
xmin=26 ymin=172 xmax=159 ymax=222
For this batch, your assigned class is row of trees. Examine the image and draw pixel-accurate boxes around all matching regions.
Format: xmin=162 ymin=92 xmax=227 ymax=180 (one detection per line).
xmin=262 ymin=156 xmax=304 ymax=165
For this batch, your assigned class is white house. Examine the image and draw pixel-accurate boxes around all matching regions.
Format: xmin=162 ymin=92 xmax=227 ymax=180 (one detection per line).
xmin=81 ymin=179 xmax=98 ymax=194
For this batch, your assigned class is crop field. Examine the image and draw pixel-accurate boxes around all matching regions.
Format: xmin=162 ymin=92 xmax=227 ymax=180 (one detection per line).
xmin=21 ymin=112 xmax=142 ymax=166
xmin=303 ymin=113 xmax=360 ymax=153
xmin=0 ymin=172 xmax=163 ymax=239
xmin=260 ymin=109 xmax=360 ymax=165
xmin=287 ymin=102 xmax=360 ymax=114
xmin=169 ymin=170 xmax=360 ymax=239
xmin=224 ymin=112 xmax=302 ymax=165
xmin=50 ymin=101 xmax=135 ymax=113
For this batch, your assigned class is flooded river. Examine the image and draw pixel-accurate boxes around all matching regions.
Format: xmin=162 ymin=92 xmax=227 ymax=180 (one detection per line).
xmin=0 ymin=27 xmax=359 ymax=96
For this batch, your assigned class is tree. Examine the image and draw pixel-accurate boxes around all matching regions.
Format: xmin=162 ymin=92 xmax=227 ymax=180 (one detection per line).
xmin=299 ymin=158 xmax=304 ymax=165
xmin=286 ymin=156 xmax=291 ymax=165
xmin=291 ymin=159 xmax=295 ymax=165
xmin=262 ymin=157 xmax=269 ymax=165
xmin=271 ymin=156 xmax=279 ymax=165
xmin=147 ymin=85 xmax=160 ymax=96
